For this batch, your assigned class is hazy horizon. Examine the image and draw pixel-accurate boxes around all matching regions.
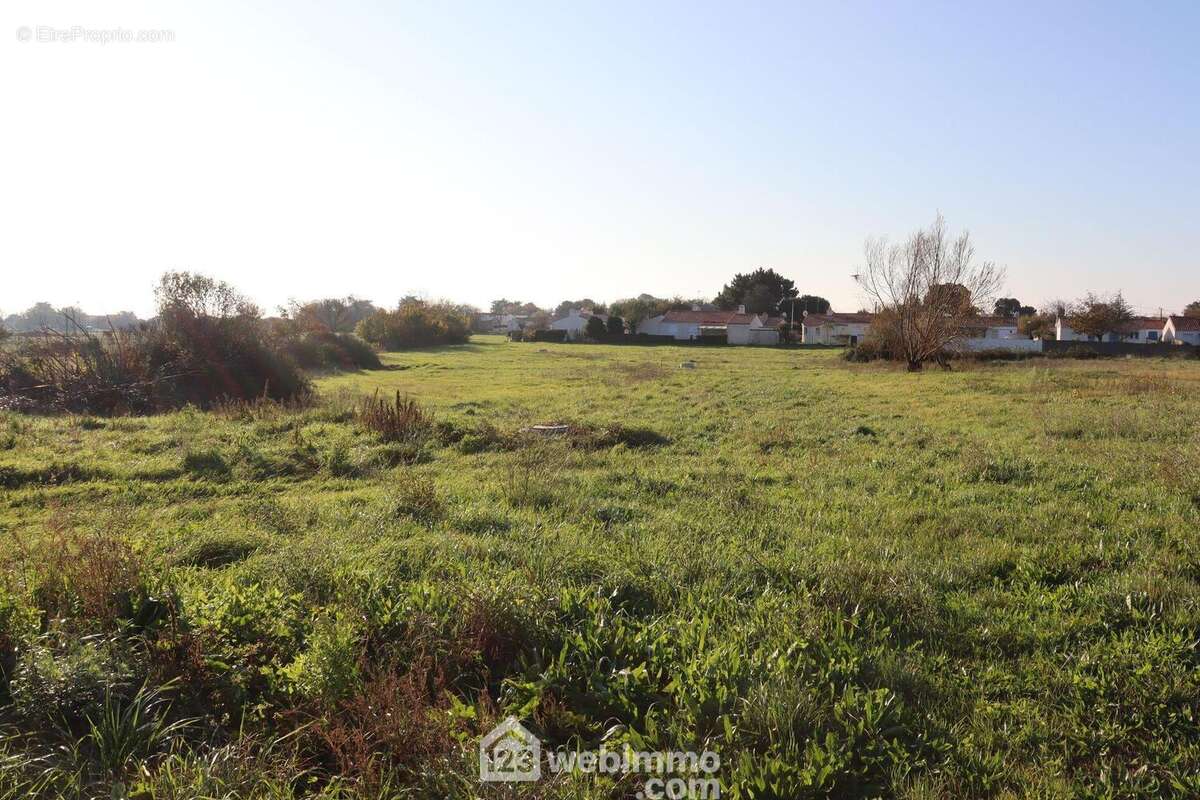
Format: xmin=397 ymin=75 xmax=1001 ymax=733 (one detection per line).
xmin=4 ymin=1 xmax=1198 ymax=319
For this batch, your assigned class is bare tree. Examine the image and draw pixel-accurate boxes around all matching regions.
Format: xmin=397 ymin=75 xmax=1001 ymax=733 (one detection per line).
xmin=856 ymin=215 xmax=1004 ymax=370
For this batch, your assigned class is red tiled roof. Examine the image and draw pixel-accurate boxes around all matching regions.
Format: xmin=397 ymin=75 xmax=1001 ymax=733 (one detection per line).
xmin=801 ymin=312 xmax=874 ymax=327
xmin=1169 ymin=315 xmax=1200 ymax=331
xmin=1114 ymin=317 xmax=1167 ymax=333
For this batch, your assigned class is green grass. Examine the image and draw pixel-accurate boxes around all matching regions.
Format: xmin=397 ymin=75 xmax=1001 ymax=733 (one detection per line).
xmin=2 ymin=336 xmax=1200 ymax=798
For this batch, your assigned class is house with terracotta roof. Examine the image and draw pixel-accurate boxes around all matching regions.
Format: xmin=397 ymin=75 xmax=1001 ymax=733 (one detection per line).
xmin=1164 ymin=315 xmax=1200 ymax=345
xmin=800 ymin=312 xmax=874 ymax=345
xmin=636 ymin=305 xmax=782 ymax=344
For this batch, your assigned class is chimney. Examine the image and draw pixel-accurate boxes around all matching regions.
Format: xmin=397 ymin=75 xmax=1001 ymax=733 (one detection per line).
xmin=737 ymin=304 xmax=746 ymax=315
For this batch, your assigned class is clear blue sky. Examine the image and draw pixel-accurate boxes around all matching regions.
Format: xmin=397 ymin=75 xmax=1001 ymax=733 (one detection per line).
xmin=3 ymin=0 xmax=1197 ymax=317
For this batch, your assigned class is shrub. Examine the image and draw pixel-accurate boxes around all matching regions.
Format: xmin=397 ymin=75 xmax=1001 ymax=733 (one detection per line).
xmin=0 ymin=590 xmax=36 ymax=702
xmin=30 ymin=523 xmax=156 ymax=633
xmin=308 ymin=659 xmax=457 ymax=790
xmin=456 ymin=422 xmax=507 ymax=454
xmin=355 ymin=300 xmax=470 ymax=350
xmin=0 ymin=272 xmax=312 ymax=414
xmin=356 ymin=391 xmax=432 ymax=445
xmin=842 ymin=343 xmax=878 ymax=363
xmin=9 ymin=634 xmax=136 ymax=729
xmin=952 ymin=347 xmax=1043 ymax=362
xmin=585 ymin=316 xmax=607 ymax=340
xmin=524 ymin=329 xmax=567 ymax=343
xmin=278 ymin=331 xmax=381 ymax=371
xmin=281 ymin=613 xmax=362 ymax=705
xmin=1064 ymin=345 xmax=1102 ymax=360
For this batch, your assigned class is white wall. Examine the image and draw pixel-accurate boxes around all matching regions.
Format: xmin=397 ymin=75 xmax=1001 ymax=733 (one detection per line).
xmin=951 ymin=338 xmax=1043 ymax=352
xmin=727 ymin=323 xmax=750 ymax=345
xmin=748 ymin=327 xmax=779 ymax=345
xmin=804 ymin=323 xmax=869 ymax=344
xmin=638 ymin=315 xmax=694 ymax=338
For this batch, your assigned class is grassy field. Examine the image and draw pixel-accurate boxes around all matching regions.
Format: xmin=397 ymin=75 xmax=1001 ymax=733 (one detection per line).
xmin=2 ymin=336 xmax=1200 ymax=798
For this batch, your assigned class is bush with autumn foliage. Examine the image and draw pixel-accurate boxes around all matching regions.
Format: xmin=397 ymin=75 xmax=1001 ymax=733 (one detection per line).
xmin=355 ymin=299 xmax=471 ymax=350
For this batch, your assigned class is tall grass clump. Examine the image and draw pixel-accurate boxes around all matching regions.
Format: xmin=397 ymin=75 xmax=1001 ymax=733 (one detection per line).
xmin=356 ymin=391 xmax=432 ymax=444
xmin=85 ymin=682 xmax=193 ymax=778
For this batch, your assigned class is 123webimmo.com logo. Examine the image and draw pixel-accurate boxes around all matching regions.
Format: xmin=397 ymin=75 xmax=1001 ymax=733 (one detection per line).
xmin=479 ymin=717 xmax=721 ymax=799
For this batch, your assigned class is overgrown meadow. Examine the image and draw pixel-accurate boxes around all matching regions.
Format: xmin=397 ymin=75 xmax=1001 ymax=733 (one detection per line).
xmin=2 ymin=337 xmax=1200 ymax=798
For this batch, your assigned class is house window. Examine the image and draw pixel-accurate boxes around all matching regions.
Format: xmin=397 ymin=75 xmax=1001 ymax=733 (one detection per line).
xmin=1148 ymin=331 xmax=1159 ymax=341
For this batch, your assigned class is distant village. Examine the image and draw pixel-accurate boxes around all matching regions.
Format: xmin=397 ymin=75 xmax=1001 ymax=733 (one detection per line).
xmin=475 ymin=304 xmax=1200 ymax=350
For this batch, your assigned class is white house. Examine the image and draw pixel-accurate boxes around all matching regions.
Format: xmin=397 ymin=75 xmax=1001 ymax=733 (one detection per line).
xmin=959 ymin=316 xmax=1023 ymax=339
xmin=1164 ymin=315 xmax=1200 ymax=345
xmin=1056 ymin=316 xmax=1167 ymax=343
xmin=473 ymin=313 xmax=529 ymax=334
xmin=800 ymin=312 xmax=874 ymax=345
xmin=727 ymin=314 xmax=783 ymax=345
xmin=549 ymin=308 xmax=608 ymax=341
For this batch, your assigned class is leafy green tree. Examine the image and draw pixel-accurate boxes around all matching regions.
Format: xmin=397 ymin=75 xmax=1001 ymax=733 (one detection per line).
xmin=993 ymin=298 xmax=1023 ymax=317
xmin=356 ymin=298 xmax=470 ymax=349
xmin=584 ymin=315 xmax=607 ymax=340
xmin=606 ymin=315 xmax=625 ymax=335
xmin=1184 ymin=300 xmax=1200 ymax=318
xmin=714 ymin=268 xmax=797 ymax=314
xmin=609 ymin=294 xmax=671 ymax=325
xmin=555 ymin=299 xmax=606 ymax=317
xmin=490 ymin=299 xmax=541 ymax=316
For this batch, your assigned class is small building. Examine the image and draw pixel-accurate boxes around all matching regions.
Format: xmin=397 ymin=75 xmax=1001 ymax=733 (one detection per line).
xmin=473 ymin=313 xmax=529 ymax=334
xmin=727 ymin=314 xmax=784 ymax=345
xmin=1164 ymin=315 xmax=1200 ymax=345
xmin=637 ymin=305 xmax=759 ymax=341
xmin=800 ymin=312 xmax=874 ymax=345
xmin=549 ymin=308 xmax=608 ymax=341
xmin=959 ymin=316 xmax=1023 ymax=339
xmin=1056 ymin=316 xmax=1168 ymax=343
